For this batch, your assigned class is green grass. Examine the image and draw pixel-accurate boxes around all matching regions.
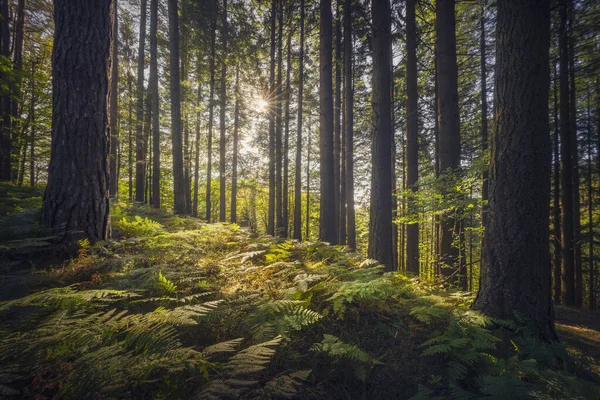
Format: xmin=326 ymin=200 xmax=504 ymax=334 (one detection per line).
xmin=0 ymin=186 xmax=598 ymax=399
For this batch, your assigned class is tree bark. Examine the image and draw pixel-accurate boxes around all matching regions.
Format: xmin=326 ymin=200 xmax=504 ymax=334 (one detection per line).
xmin=587 ymin=92 xmax=594 ymax=310
xmin=231 ymin=63 xmax=240 ymax=223
xmin=436 ymin=0 xmax=461 ymax=282
xmin=219 ymin=0 xmax=228 ymax=222
xmin=559 ymin=0 xmax=575 ymax=306
xmin=293 ymin=0 xmax=305 ymax=241
xmin=0 ymin=0 xmax=12 ymax=181
xmin=369 ymin=0 xmax=393 ymax=269
xmin=109 ymin=0 xmax=119 ymax=198
xmin=344 ymin=0 xmax=356 ymax=251
xmin=319 ymin=0 xmax=337 ymax=244
xmin=276 ymin=0 xmax=284 ymax=235
xmin=405 ymin=0 xmax=419 ymax=275
xmin=168 ymin=0 xmax=186 ymax=215
xmin=193 ymin=52 xmax=202 ymax=218
xmin=206 ymin=16 xmax=216 ymax=221
xmin=267 ymin=0 xmax=276 ymax=235
xmin=150 ymin=0 xmax=160 ymax=208
xmin=480 ymin=4 xmax=489 ymax=229
xmin=333 ymin=0 xmax=341 ymax=243
xmin=135 ymin=0 xmax=147 ymax=203
xmin=473 ymin=0 xmax=556 ymax=342
xmin=283 ymin=30 xmax=291 ymax=237
xmin=41 ymin=0 xmax=113 ymax=241
xmin=553 ymin=61 xmax=562 ymax=303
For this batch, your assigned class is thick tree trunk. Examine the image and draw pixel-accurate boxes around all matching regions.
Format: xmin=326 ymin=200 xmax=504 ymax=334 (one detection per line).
xmin=268 ymin=0 xmax=276 ymax=235
xmin=41 ymin=0 xmax=113 ymax=241
xmin=219 ymin=0 xmax=228 ymax=222
xmin=319 ymin=0 xmax=337 ymax=244
xmin=150 ymin=0 xmax=160 ymax=208
xmin=109 ymin=0 xmax=119 ymax=198
xmin=293 ymin=0 xmax=305 ymax=241
xmin=231 ymin=63 xmax=240 ymax=223
xmin=559 ymin=0 xmax=575 ymax=306
xmin=344 ymin=0 xmax=356 ymax=251
xmin=168 ymin=0 xmax=186 ymax=215
xmin=206 ymin=17 xmax=216 ymax=221
xmin=369 ymin=0 xmax=393 ymax=269
xmin=405 ymin=0 xmax=419 ymax=275
xmin=436 ymin=0 xmax=461 ymax=282
xmin=473 ymin=0 xmax=556 ymax=342
xmin=135 ymin=0 xmax=147 ymax=203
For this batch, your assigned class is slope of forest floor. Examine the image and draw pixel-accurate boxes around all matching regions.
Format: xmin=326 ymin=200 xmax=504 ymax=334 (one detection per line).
xmin=0 ymin=183 xmax=599 ymax=399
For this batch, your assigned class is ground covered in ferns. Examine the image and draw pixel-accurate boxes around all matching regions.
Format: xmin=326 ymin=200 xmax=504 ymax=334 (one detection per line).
xmin=0 ymin=184 xmax=599 ymax=399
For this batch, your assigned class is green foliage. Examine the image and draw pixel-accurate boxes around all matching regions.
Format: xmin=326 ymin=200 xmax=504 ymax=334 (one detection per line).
xmin=113 ymin=213 xmax=165 ymax=237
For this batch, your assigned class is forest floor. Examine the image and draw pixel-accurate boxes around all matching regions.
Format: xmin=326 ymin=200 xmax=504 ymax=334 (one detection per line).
xmin=0 ymin=183 xmax=599 ymax=399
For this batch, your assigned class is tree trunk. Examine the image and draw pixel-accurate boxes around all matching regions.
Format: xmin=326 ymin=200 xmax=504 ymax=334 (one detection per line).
xmin=344 ymin=0 xmax=356 ymax=251
xmin=11 ymin=0 xmax=25 ymax=183
xmin=109 ymin=0 xmax=119 ymax=198
xmin=436 ymin=0 xmax=461 ymax=282
xmin=553 ymin=61 xmax=562 ymax=303
xmin=135 ymin=0 xmax=147 ymax=203
xmin=150 ymin=0 xmax=160 ymax=208
xmin=568 ymin=3 xmax=582 ymax=307
xmin=559 ymin=0 xmax=575 ymax=306
xmin=480 ymin=4 xmax=489 ymax=229
xmin=333 ymin=1 xmax=341 ymax=243
xmin=0 ymin=0 xmax=12 ymax=181
xmin=275 ymin=0 xmax=284 ymax=236
xmin=168 ymin=0 xmax=186 ymax=215
xmin=473 ymin=0 xmax=556 ymax=341
xmin=219 ymin=0 xmax=228 ymax=222
xmin=128 ymin=70 xmax=134 ymax=201
xmin=319 ymin=0 xmax=337 ymax=244
xmin=405 ymin=0 xmax=419 ymax=275
xmin=193 ymin=53 xmax=202 ymax=218
xmin=587 ymin=92 xmax=594 ymax=310
xmin=283 ymin=30 xmax=291 ymax=237
xmin=206 ymin=16 xmax=216 ymax=221
xmin=29 ymin=63 xmax=35 ymax=187
xmin=267 ymin=0 xmax=276 ymax=235
xmin=231 ymin=63 xmax=240 ymax=223
xmin=41 ymin=0 xmax=113 ymax=241
xmin=369 ymin=0 xmax=393 ymax=269
xmin=293 ymin=0 xmax=305 ymax=241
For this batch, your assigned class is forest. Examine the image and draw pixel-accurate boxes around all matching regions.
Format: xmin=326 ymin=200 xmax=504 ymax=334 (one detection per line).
xmin=0 ymin=0 xmax=599 ymax=398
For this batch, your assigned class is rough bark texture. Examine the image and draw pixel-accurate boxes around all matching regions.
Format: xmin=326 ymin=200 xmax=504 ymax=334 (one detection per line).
xmin=586 ymin=94 xmax=594 ymax=310
xmin=480 ymin=5 xmax=489 ymax=229
xmin=344 ymin=0 xmax=356 ymax=251
xmin=109 ymin=0 xmax=119 ymax=198
xmin=559 ymin=0 xmax=575 ymax=306
xmin=150 ymin=0 xmax=160 ymax=208
xmin=368 ymin=0 xmax=393 ymax=269
xmin=473 ymin=0 xmax=556 ymax=342
xmin=193 ymin=53 xmax=202 ymax=218
xmin=436 ymin=0 xmax=461 ymax=281
xmin=405 ymin=0 xmax=419 ymax=275
xmin=293 ymin=0 xmax=304 ymax=241
xmin=219 ymin=0 xmax=228 ymax=222
xmin=135 ymin=0 xmax=147 ymax=203
xmin=319 ymin=0 xmax=337 ymax=244
xmin=41 ymin=0 xmax=113 ymax=241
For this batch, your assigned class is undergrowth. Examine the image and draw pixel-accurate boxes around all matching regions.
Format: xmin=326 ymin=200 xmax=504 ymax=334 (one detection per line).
xmin=0 ymin=189 xmax=598 ymax=399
